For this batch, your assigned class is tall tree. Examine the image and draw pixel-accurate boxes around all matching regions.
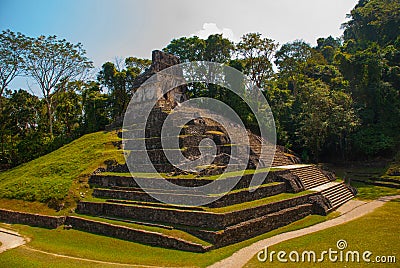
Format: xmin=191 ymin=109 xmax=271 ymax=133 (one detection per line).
xmin=163 ymin=36 xmax=206 ymax=62
xmin=24 ymin=35 xmax=93 ymax=136
xmin=81 ymin=81 xmax=110 ymax=133
xmin=294 ymin=81 xmax=359 ymax=161
xmin=275 ymin=40 xmax=314 ymax=94
xmin=53 ymin=80 xmax=83 ymax=135
xmin=125 ymin=57 xmax=151 ymax=73
xmin=236 ymin=33 xmax=278 ymax=88
xmin=98 ymin=62 xmax=129 ymax=119
xmin=337 ymin=0 xmax=400 ymax=157
xmin=343 ymin=0 xmax=400 ymax=47
xmin=0 ymin=30 xmax=28 ymax=100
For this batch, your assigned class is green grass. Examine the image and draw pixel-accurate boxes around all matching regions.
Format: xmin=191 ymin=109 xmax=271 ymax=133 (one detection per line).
xmin=0 ymin=198 xmax=60 ymax=215
xmin=0 ymin=213 xmax=335 ymax=268
xmin=351 ymin=181 xmax=400 ymax=200
xmin=245 ymin=199 xmax=400 ymax=268
xmin=0 ymin=247 xmax=121 ymax=268
xmin=327 ymin=161 xmax=400 ymax=200
xmin=0 ymin=131 xmax=124 ymax=209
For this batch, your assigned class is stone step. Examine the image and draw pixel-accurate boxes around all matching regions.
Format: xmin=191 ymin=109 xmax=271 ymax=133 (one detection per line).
xmin=105 ymin=200 xmax=206 ymax=211
xmin=110 ymin=186 xmax=204 ymax=194
xmin=211 ymin=203 xmax=313 ymax=247
xmin=321 ymin=183 xmax=354 ymax=210
xmin=322 ymin=185 xmax=350 ymax=197
xmin=92 ymin=182 xmax=287 ymax=208
xmin=76 ymin=193 xmax=316 ymax=229
xmin=330 ymin=194 xmax=353 ymax=208
xmin=325 ymin=187 xmax=353 ymax=199
xmin=323 ymin=189 xmax=352 ymax=201
xmin=90 ymin=171 xmax=275 ymax=193
xmin=328 ymin=193 xmax=354 ymax=207
xmin=321 ymin=183 xmax=348 ymax=195
xmin=290 ymin=166 xmax=330 ymax=190
xmin=64 ymin=216 xmax=209 ymax=252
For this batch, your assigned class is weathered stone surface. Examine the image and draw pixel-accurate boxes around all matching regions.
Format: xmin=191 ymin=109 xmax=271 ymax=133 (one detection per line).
xmin=92 ymin=182 xmax=286 ymax=208
xmin=65 ymin=216 xmax=208 ymax=252
xmin=0 ymin=209 xmax=65 ymax=229
xmin=76 ymin=193 xmax=318 ymax=229
xmin=89 ymin=171 xmax=276 ymax=192
xmin=131 ymin=50 xmax=187 ymax=106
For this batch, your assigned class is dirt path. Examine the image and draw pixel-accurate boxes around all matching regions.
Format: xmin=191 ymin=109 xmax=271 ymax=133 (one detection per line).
xmin=0 ymin=227 xmax=26 ymax=253
xmin=208 ymin=195 xmax=400 ymax=268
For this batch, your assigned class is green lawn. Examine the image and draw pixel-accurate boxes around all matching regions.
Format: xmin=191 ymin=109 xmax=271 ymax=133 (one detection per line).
xmin=245 ymin=199 xmax=400 ymax=267
xmin=351 ymin=181 xmax=400 ymax=200
xmin=0 ymin=131 xmax=124 ymax=211
xmin=0 ymin=213 xmax=335 ymax=268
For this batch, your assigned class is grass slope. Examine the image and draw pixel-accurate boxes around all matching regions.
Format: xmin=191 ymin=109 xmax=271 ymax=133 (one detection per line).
xmin=0 ymin=131 xmax=123 ymax=209
xmin=245 ymin=199 xmax=400 ymax=267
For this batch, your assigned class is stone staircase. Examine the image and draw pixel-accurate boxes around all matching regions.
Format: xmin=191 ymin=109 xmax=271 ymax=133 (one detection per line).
xmin=289 ymin=165 xmax=331 ymax=190
xmin=320 ymin=182 xmax=355 ymax=211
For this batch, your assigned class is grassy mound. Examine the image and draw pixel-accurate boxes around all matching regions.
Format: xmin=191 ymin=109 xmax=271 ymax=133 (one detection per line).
xmin=0 ymin=131 xmax=123 ymax=208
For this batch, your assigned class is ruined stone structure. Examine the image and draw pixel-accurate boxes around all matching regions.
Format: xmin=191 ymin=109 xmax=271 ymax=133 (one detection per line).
xmin=131 ymin=50 xmax=187 ymax=107
xmin=72 ymin=50 xmax=357 ymax=251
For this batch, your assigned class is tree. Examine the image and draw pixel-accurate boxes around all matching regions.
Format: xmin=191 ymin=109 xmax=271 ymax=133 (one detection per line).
xmin=125 ymin=57 xmax=151 ymax=73
xmin=236 ymin=33 xmax=278 ymax=88
xmin=316 ymin=36 xmax=341 ymax=64
xmin=24 ymin=35 xmax=93 ymax=136
xmin=125 ymin=57 xmax=151 ymax=92
xmin=163 ymin=36 xmax=206 ymax=62
xmin=0 ymin=89 xmax=42 ymax=167
xmin=0 ymin=30 xmax=28 ymax=100
xmin=53 ymin=80 xmax=83 ymax=135
xmin=204 ymin=34 xmax=234 ymax=63
xmin=81 ymin=81 xmax=110 ymax=133
xmin=343 ymin=0 xmax=400 ymax=47
xmin=336 ymin=0 xmax=400 ymax=157
xmin=98 ymin=62 xmax=129 ymax=120
xmin=294 ymin=81 xmax=359 ymax=161
xmin=275 ymin=40 xmax=315 ymax=94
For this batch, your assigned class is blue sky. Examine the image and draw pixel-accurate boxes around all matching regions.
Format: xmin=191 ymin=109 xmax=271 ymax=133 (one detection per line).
xmin=0 ymin=0 xmax=358 ymax=95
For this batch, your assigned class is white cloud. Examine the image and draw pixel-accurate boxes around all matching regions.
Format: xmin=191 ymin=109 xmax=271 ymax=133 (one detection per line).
xmin=193 ymin=23 xmax=239 ymax=42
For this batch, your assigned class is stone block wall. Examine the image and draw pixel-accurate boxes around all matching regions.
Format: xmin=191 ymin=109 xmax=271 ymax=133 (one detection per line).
xmin=182 ymin=203 xmax=313 ymax=246
xmin=214 ymin=203 xmax=313 ymax=247
xmin=77 ymin=193 xmax=318 ymax=229
xmin=92 ymin=182 xmax=286 ymax=208
xmin=0 ymin=209 xmax=65 ymax=229
xmin=77 ymin=201 xmax=225 ymax=228
xmin=65 ymin=216 xmax=208 ymax=252
xmin=89 ymin=171 xmax=277 ymax=191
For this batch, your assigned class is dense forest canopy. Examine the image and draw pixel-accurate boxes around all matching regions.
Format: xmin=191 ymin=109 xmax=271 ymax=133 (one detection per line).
xmin=0 ymin=0 xmax=399 ymax=168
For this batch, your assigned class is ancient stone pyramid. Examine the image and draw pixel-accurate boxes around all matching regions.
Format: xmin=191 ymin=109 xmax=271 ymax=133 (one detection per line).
xmin=75 ymin=50 xmax=357 ymax=252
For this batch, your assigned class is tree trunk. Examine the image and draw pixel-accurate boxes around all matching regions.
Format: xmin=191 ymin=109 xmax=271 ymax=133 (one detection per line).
xmin=45 ymin=98 xmax=53 ymax=137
